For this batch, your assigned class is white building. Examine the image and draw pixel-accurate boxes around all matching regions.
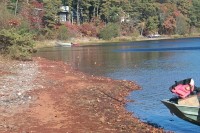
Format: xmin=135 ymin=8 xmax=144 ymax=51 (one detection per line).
xmin=58 ymin=6 xmax=69 ymax=22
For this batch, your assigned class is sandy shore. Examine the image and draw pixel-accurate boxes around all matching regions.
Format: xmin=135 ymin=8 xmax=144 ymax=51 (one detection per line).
xmin=0 ymin=57 xmax=166 ymax=133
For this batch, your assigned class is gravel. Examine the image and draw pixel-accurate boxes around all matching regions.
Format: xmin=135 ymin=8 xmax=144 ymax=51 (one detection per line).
xmin=0 ymin=60 xmax=39 ymax=115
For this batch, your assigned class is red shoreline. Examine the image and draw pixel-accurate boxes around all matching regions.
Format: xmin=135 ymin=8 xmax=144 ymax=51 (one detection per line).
xmin=0 ymin=57 xmax=166 ymax=133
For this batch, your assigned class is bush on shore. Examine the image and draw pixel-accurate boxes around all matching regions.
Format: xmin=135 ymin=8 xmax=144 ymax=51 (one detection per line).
xmin=99 ymin=23 xmax=120 ymax=40
xmin=0 ymin=28 xmax=35 ymax=60
xmin=56 ymin=25 xmax=69 ymax=41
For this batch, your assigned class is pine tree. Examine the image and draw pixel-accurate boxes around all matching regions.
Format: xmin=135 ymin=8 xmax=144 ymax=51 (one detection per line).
xmin=43 ymin=0 xmax=62 ymax=29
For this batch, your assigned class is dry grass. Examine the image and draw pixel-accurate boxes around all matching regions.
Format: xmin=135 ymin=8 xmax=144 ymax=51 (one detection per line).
xmin=34 ymin=40 xmax=57 ymax=48
xmin=33 ymin=34 xmax=200 ymax=49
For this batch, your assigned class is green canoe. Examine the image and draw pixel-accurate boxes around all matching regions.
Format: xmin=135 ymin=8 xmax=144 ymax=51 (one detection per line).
xmin=162 ymin=96 xmax=200 ymax=126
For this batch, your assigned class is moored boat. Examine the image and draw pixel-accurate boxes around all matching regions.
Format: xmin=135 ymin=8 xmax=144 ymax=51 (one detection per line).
xmin=162 ymin=95 xmax=200 ymax=126
xmin=56 ymin=42 xmax=80 ymax=47
xmin=56 ymin=42 xmax=72 ymax=47
xmin=162 ymin=78 xmax=200 ymax=126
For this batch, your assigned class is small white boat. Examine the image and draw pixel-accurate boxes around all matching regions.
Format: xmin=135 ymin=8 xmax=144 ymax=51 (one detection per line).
xmin=56 ymin=42 xmax=72 ymax=47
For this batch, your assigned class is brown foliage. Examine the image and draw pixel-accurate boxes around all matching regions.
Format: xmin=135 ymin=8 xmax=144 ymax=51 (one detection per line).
xmin=163 ymin=16 xmax=176 ymax=34
xmin=20 ymin=1 xmax=44 ymax=30
xmin=120 ymin=22 xmax=136 ymax=36
xmin=79 ymin=22 xmax=98 ymax=37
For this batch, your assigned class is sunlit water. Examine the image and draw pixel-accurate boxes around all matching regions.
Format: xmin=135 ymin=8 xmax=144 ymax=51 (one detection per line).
xmin=34 ymin=38 xmax=200 ymax=132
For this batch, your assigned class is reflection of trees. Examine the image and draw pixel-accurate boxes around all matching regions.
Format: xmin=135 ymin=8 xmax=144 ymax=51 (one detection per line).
xmin=67 ymin=46 xmax=173 ymax=75
xmin=35 ymin=44 xmax=175 ymax=75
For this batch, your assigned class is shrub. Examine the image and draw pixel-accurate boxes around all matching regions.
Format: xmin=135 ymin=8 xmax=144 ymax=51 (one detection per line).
xmin=79 ymin=22 xmax=98 ymax=37
xmin=0 ymin=28 xmax=35 ymax=60
xmin=175 ymin=15 xmax=189 ymax=35
xmin=64 ymin=22 xmax=80 ymax=38
xmin=99 ymin=23 xmax=120 ymax=40
xmin=41 ymin=27 xmax=58 ymax=40
xmin=57 ymin=25 xmax=69 ymax=40
xmin=120 ymin=22 xmax=136 ymax=36
xmin=0 ymin=3 xmax=17 ymax=29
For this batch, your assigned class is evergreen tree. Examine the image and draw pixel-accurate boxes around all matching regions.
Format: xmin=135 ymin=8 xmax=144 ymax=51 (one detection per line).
xmin=43 ymin=0 xmax=62 ymax=29
xmin=189 ymin=0 xmax=200 ymax=28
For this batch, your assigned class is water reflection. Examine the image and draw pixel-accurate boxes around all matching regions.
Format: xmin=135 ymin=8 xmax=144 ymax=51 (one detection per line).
xmin=114 ymin=46 xmax=200 ymax=52
xmin=36 ymin=42 xmax=177 ymax=76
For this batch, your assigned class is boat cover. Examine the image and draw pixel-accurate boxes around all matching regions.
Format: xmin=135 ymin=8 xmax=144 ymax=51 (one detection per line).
xmin=169 ymin=78 xmax=194 ymax=98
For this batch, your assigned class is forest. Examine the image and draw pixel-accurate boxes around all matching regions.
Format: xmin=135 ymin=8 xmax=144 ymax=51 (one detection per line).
xmin=0 ymin=0 xmax=200 ymax=59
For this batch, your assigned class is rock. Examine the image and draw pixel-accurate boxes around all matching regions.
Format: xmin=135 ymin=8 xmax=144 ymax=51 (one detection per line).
xmin=17 ymin=92 xmax=22 ymax=96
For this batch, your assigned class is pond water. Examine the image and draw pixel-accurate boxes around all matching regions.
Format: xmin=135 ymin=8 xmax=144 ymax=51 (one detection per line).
xmin=35 ymin=38 xmax=200 ymax=132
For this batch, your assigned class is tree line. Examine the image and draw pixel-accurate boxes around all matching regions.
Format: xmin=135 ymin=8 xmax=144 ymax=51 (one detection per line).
xmin=61 ymin=0 xmax=200 ymax=35
xmin=1 ymin=0 xmax=200 ymax=60
xmin=2 ymin=0 xmax=200 ymax=36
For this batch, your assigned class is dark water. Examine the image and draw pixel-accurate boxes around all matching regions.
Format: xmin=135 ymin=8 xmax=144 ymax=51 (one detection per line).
xmin=34 ymin=38 xmax=200 ymax=132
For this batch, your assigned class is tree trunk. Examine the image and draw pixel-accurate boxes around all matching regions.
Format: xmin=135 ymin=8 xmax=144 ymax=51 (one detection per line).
xmin=71 ymin=11 xmax=73 ymax=24
xmin=77 ymin=0 xmax=80 ymax=25
xmin=141 ymin=27 xmax=144 ymax=36
xmin=93 ymin=7 xmax=96 ymax=17
xmin=14 ymin=0 xmax=19 ymax=16
xmin=97 ymin=0 xmax=99 ymax=17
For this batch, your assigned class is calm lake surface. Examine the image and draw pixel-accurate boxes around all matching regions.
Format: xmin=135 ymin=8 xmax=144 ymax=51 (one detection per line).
xmin=35 ymin=38 xmax=200 ymax=132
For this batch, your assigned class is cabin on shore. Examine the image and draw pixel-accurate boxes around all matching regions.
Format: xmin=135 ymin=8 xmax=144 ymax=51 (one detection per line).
xmin=58 ymin=6 xmax=69 ymax=22
xmin=58 ymin=6 xmax=82 ymax=24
